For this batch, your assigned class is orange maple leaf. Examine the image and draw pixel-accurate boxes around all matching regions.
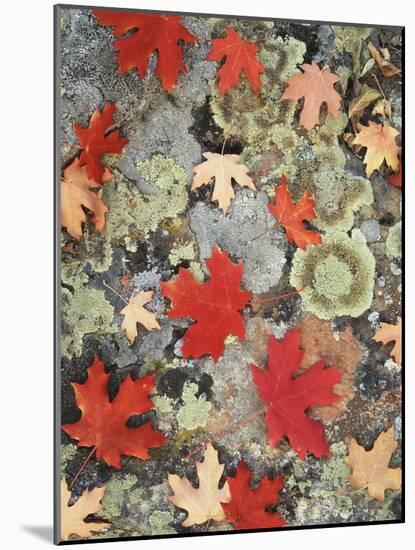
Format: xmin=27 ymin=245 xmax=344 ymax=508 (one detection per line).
xmin=207 ymin=27 xmax=265 ymax=95
xmin=388 ymin=161 xmax=402 ymax=188
xmin=268 ymin=175 xmax=322 ymax=250
xmin=353 ymin=121 xmax=400 ymax=177
xmin=61 ymin=158 xmax=112 ymax=240
xmin=75 ymin=103 xmax=128 ymax=183
xmin=282 ymin=61 xmax=341 ymax=130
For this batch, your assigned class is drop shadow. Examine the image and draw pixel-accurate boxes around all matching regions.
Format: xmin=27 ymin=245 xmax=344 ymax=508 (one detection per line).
xmin=21 ymin=525 xmax=53 ymax=543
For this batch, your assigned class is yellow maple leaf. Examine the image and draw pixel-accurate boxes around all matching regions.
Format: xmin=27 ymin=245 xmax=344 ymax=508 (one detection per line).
xmin=345 ymin=427 xmax=401 ymax=501
xmin=168 ymin=442 xmax=231 ymax=526
xmin=192 ymin=152 xmax=256 ymax=214
xmin=373 ymin=317 xmax=402 ymax=366
xmin=120 ymin=290 xmax=161 ymax=344
xmin=353 ymin=121 xmax=400 ymax=177
xmin=61 ymin=158 xmax=112 ymax=240
xmin=60 ymin=479 xmax=110 ymax=541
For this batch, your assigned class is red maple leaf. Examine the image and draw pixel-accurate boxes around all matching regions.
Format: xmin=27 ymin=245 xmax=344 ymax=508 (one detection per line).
xmin=250 ymin=328 xmax=341 ymax=459
xmin=160 ymin=244 xmax=252 ymax=362
xmin=207 ymin=27 xmax=265 ymax=95
xmin=93 ymin=11 xmax=197 ymax=92
xmin=222 ymin=460 xmax=286 ymax=530
xmin=388 ymin=161 xmax=402 ymax=188
xmin=75 ymin=103 xmax=128 ymax=183
xmin=62 ymin=356 xmax=166 ymax=468
xmin=268 ymin=174 xmax=322 ymax=250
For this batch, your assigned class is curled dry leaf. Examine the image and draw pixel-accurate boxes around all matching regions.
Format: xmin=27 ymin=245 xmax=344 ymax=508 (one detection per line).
xmin=345 ymin=427 xmax=401 ymax=501
xmin=268 ymin=174 xmax=322 ymax=250
xmin=121 ymin=290 xmax=161 ymax=344
xmin=207 ymin=27 xmax=265 ymax=95
xmin=168 ymin=442 xmax=231 ymax=527
xmin=372 ymin=98 xmax=392 ymax=120
xmin=373 ymin=317 xmax=402 ymax=365
xmin=93 ymin=11 xmax=197 ymax=92
xmin=60 ymin=479 xmax=110 ymax=541
xmin=282 ymin=61 xmax=342 ymax=130
xmin=192 ymin=152 xmax=256 ymax=214
xmin=348 ymin=84 xmax=380 ymax=120
xmin=353 ymin=121 xmax=400 ymax=177
xmin=61 ymin=158 xmax=112 ymax=240
xmin=368 ymin=42 xmax=401 ymax=78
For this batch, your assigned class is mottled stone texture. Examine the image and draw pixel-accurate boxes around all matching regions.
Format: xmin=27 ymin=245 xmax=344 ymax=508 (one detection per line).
xmin=58 ymin=7 xmax=402 ymax=542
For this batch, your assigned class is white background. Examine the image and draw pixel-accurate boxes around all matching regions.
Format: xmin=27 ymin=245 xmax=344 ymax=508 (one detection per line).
xmin=0 ymin=0 xmax=411 ymax=548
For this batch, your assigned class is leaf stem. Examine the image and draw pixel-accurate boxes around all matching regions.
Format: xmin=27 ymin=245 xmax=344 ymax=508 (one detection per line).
xmin=103 ymin=280 xmax=129 ymax=305
xmin=372 ymin=73 xmax=387 ymax=100
xmin=68 ymin=446 xmax=97 ymax=490
xmin=252 ymin=288 xmax=305 ymax=305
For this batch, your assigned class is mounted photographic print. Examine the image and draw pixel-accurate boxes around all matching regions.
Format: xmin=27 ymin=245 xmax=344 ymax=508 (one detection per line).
xmin=54 ymin=4 xmax=404 ymax=544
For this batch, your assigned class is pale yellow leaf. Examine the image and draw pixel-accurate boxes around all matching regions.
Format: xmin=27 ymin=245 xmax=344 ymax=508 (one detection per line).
xmin=168 ymin=442 xmax=231 ymax=527
xmin=120 ymin=290 xmax=160 ymax=344
xmin=345 ymin=427 xmax=401 ymax=501
xmin=353 ymin=121 xmax=400 ymax=176
xmin=192 ymin=152 xmax=256 ymax=214
xmin=373 ymin=317 xmax=401 ymax=366
xmin=60 ymin=479 xmax=110 ymax=541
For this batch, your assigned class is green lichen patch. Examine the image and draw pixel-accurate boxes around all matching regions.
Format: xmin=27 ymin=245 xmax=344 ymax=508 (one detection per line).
xmin=313 ymin=170 xmax=373 ymax=231
xmin=333 ymin=26 xmax=372 ymax=74
xmin=177 ymin=383 xmax=212 ymax=430
xmin=148 ymin=511 xmax=176 ymax=535
xmin=99 ymin=473 xmax=142 ymax=519
xmin=61 ymin=287 xmax=116 ymax=358
xmin=386 ymin=222 xmax=401 ymax=258
xmin=321 ymin=442 xmax=351 ymax=490
xmin=290 ymin=231 xmax=375 ymax=319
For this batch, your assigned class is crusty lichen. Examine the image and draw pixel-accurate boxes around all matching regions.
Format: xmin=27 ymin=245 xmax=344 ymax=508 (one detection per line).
xmin=99 ymin=473 xmax=142 ymax=519
xmin=333 ymin=26 xmax=372 ymax=74
xmin=313 ymin=170 xmax=373 ymax=231
xmin=386 ymin=221 xmax=401 ymax=258
xmin=290 ymin=231 xmax=375 ymax=319
xmin=61 ymin=287 xmax=116 ymax=358
xmin=148 ymin=511 xmax=176 ymax=535
xmin=177 ymin=383 xmax=212 ymax=430
xmin=321 ymin=442 xmax=351 ymax=490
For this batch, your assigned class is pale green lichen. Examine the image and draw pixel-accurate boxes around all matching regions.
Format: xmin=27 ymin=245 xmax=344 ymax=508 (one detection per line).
xmin=321 ymin=442 xmax=351 ymax=490
xmin=313 ymin=170 xmax=373 ymax=231
xmin=169 ymin=242 xmax=195 ymax=266
xmin=333 ymin=26 xmax=372 ymax=74
xmin=60 ymin=443 xmax=77 ymax=471
xmin=153 ymin=394 xmax=175 ymax=414
xmin=176 ymin=383 xmax=212 ymax=430
xmin=285 ymin=458 xmax=312 ymax=494
xmin=99 ymin=473 xmax=142 ymax=519
xmin=386 ymin=222 xmax=401 ymax=258
xmin=149 ymin=511 xmax=176 ymax=535
xmin=290 ymin=231 xmax=375 ymax=319
xmin=61 ymin=287 xmax=116 ymax=358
